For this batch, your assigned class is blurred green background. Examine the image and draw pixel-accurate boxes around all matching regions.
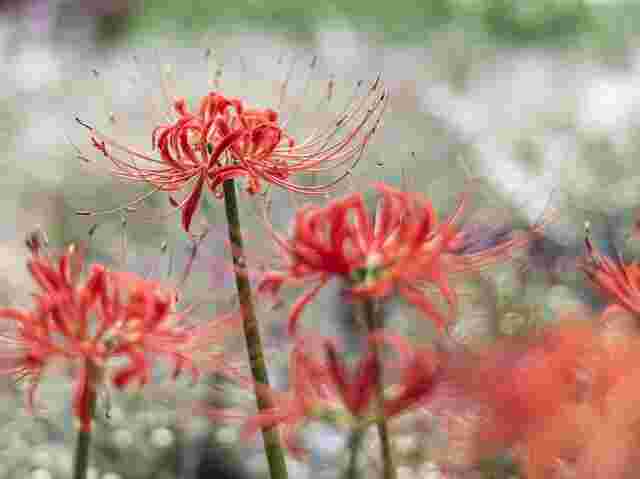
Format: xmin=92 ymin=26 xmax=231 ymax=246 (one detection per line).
xmin=3 ymin=1 xmax=640 ymax=478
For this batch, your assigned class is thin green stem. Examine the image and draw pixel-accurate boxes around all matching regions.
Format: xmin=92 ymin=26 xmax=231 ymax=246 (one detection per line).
xmin=72 ymin=361 xmax=98 ymax=479
xmin=222 ymin=179 xmax=288 ymax=479
xmin=344 ymin=427 xmax=366 ymax=479
xmin=362 ymin=299 xmax=396 ymax=479
xmin=73 ymin=428 xmax=92 ymax=479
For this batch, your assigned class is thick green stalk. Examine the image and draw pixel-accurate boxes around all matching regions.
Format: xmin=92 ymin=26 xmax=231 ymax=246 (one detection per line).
xmin=72 ymin=361 xmax=98 ymax=479
xmin=222 ymin=179 xmax=288 ymax=479
xmin=362 ymin=299 xmax=396 ymax=479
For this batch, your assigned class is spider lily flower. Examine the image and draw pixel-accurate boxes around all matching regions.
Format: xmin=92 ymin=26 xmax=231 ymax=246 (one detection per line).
xmin=258 ymin=183 xmax=455 ymax=335
xmin=0 ymin=243 xmax=239 ymax=431
xmin=259 ymin=183 xmax=501 ymax=335
xmin=431 ymin=319 xmax=601 ymax=463
xmin=77 ymin=75 xmax=387 ymax=232
xmin=581 ymin=224 xmax=640 ymax=318
xmin=239 ymin=333 xmax=439 ymax=458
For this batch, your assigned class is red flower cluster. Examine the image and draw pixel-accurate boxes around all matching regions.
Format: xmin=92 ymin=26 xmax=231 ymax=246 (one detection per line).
xmin=0 ymin=242 xmax=238 ymax=431
xmin=79 ymin=78 xmax=387 ymax=232
xmin=419 ymin=318 xmax=604 ymax=471
xmin=260 ymin=183 xmax=543 ymax=335
xmin=481 ymin=317 xmax=640 ymax=479
xmin=239 ymin=332 xmax=438 ymax=458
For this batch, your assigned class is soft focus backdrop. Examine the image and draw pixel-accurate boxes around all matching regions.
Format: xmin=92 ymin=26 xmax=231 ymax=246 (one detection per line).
xmin=2 ymin=1 xmax=640 ymax=478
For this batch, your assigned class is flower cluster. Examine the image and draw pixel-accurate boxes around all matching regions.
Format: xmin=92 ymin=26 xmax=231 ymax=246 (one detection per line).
xmin=260 ymin=183 xmax=545 ymax=335
xmin=79 ymin=78 xmax=387 ymax=232
xmin=0 ymin=241 xmax=238 ymax=431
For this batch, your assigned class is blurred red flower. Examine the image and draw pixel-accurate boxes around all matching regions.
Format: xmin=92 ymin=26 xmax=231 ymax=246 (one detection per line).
xmin=0 ymin=240 xmax=239 ymax=431
xmin=236 ymin=332 xmax=438 ymax=458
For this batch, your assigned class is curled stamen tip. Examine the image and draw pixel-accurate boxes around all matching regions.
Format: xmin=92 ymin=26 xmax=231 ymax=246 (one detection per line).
xmin=584 ymin=220 xmax=594 ymax=254
xmin=372 ymin=74 xmax=381 ymax=90
xmin=75 ymin=117 xmax=93 ymax=130
xmin=25 ymin=228 xmax=48 ymax=254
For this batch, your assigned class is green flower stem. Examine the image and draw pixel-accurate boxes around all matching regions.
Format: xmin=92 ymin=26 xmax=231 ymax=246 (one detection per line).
xmin=362 ymin=298 xmax=396 ymax=479
xmin=222 ymin=179 xmax=288 ymax=479
xmin=344 ymin=427 xmax=366 ymax=479
xmin=72 ymin=361 xmax=98 ymax=479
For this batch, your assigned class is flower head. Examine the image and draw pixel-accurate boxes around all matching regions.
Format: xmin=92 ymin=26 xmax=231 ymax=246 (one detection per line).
xmin=259 ymin=183 xmax=457 ymax=334
xmin=0 ymin=240 xmax=239 ymax=431
xmin=77 ymin=72 xmax=387 ymax=232
xmin=260 ymin=182 xmax=544 ymax=335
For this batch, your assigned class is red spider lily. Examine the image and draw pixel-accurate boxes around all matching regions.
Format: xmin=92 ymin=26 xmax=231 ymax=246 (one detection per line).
xmin=259 ymin=183 xmax=460 ymax=335
xmin=430 ymin=319 xmax=602 ymax=463
xmin=236 ymin=332 xmax=439 ymax=458
xmin=260 ymin=181 xmax=545 ymax=336
xmin=77 ymin=76 xmax=387 ymax=232
xmin=0 ymin=243 xmax=240 ymax=431
xmin=504 ymin=321 xmax=640 ymax=479
xmin=581 ymin=228 xmax=640 ymax=317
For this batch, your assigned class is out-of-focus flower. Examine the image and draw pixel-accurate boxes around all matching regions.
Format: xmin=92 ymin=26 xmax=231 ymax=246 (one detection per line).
xmin=426 ymin=317 xmax=603 ymax=468
xmin=371 ymin=332 xmax=439 ymax=418
xmin=77 ymin=74 xmax=387 ymax=232
xmin=0 ymin=239 xmax=240 ymax=431
xmin=505 ymin=319 xmax=640 ymax=479
xmin=425 ymin=311 xmax=640 ymax=477
xmin=260 ymin=182 xmax=544 ymax=335
xmin=235 ymin=332 xmax=438 ymax=458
